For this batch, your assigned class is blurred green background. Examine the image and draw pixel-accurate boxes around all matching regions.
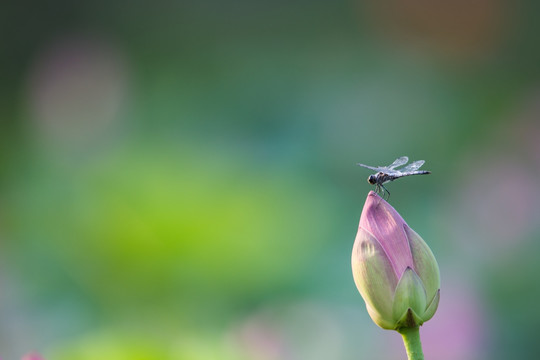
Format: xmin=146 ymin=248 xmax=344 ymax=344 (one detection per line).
xmin=2 ymin=0 xmax=540 ymax=359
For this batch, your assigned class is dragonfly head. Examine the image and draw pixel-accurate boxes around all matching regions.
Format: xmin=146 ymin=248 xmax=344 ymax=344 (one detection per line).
xmin=367 ymin=174 xmax=377 ymax=185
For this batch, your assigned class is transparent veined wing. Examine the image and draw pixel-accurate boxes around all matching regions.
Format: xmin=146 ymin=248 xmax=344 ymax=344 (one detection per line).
xmin=399 ymin=160 xmax=425 ymax=173
xmin=356 ymin=163 xmax=387 ymax=172
xmin=387 ymin=156 xmax=409 ymax=170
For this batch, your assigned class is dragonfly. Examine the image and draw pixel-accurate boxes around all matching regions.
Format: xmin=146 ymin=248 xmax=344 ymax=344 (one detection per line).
xmin=357 ymin=156 xmax=430 ymax=198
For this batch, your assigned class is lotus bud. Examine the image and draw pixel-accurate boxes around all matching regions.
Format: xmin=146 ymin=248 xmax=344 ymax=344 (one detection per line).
xmin=351 ymin=191 xmax=440 ymax=330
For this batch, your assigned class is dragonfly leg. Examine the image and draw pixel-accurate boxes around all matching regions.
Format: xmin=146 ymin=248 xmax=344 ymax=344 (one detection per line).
xmin=381 ymin=184 xmax=390 ymax=200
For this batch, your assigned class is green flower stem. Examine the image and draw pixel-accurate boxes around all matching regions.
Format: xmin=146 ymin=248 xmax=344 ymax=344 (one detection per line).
xmin=398 ymin=326 xmax=424 ymax=360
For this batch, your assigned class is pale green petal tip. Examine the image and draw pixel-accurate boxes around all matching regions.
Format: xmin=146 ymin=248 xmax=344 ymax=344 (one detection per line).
xmin=392 ymin=267 xmax=427 ymax=324
xmin=394 ymin=289 xmax=440 ymax=330
xmin=405 ymin=225 xmax=440 ymax=297
xmin=421 ymin=289 xmax=441 ymax=322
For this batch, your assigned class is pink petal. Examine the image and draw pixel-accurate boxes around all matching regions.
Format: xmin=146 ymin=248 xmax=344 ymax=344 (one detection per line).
xmin=359 ymin=191 xmax=414 ymax=278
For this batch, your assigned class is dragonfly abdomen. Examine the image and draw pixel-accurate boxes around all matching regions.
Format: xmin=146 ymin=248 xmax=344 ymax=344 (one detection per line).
xmin=379 ymin=171 xmax=431 ymax=184
xmin=400 ymin=171 xmax=431 ymax=177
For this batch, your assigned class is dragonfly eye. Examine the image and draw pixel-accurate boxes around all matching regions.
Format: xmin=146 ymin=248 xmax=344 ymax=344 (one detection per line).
xmin=367 ymin=175 xmax=376 ymax=185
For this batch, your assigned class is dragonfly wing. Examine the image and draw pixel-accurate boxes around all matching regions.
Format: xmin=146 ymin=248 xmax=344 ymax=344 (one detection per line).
xmin=357 ymin=163 xmax=384 ymax=171
xmin=387 ymin=156 xmax=409 ymax=170
xmin=400 ymin=160 xmax=425 ymax=172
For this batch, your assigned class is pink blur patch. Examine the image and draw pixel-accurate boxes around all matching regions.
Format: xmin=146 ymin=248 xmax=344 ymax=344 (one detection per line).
xmin=21 ymin=353 xmax=44 ymax=360
xmin=420 ymin=279 xmax=487 ymax=360
xmin=26 ymin=35 xmax=128 ymax=148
